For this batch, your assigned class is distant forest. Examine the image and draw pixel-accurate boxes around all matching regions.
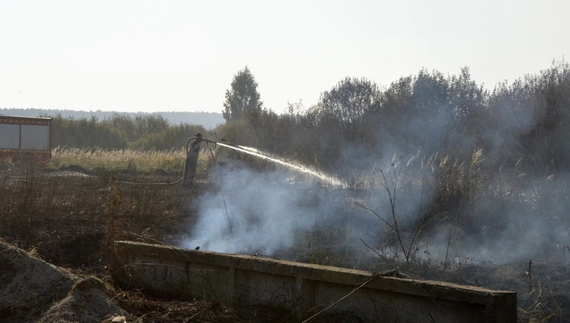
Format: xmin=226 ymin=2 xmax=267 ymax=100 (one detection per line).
xmin=0 ymin=108 xmax=225 ymax=130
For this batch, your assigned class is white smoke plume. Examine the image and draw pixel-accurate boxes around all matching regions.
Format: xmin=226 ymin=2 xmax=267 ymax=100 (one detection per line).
xmin=179 ymin=143 xmax=570 ymax=271
xmin=181 ymin=81 xmax=570 ymax=270
xmin=180 ymin=166 xmax=344 ymax=255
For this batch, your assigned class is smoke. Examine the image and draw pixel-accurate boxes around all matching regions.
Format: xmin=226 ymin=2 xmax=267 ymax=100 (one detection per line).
xmin=180 ymin=166 xmax=345 ymax=255
xmin=181 ymin=79 xmax=570 ymax=270
xmin=179 ymin=141 xmax=570 ymax=271
xmin=454 ymin=172 xmax=570 ymax=265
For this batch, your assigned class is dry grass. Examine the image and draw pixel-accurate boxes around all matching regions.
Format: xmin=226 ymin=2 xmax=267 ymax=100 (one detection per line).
xmin=0 ymin=155 xmax=330 ymax=322
xmin=50 ymin=146 xmax=214 ymax=174
xmin=2 ymin=149 xmax=570 ymax=322
xmin=0 ymin=152 xmax=200 ymax=269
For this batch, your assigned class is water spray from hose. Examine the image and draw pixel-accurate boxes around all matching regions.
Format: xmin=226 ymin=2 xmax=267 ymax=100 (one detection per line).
xmin=216 ymin=142 xmax=346 ymax=187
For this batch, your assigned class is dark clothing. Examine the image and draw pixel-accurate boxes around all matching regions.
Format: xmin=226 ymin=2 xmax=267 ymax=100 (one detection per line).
xmin=182 ymin=137 xmax=202 ymax=187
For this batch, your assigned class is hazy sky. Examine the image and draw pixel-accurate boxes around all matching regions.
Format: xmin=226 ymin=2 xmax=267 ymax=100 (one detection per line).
xmin=1 ymin=0 xmax=568 ymax=115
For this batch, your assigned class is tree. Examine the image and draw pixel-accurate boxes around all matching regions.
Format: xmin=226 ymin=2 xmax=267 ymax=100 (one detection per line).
xmin=318 ymin=77 xmax=380 ymax=123
xmin=222 ymin=66 xmax=263 ymax=122
xmin=103 ymin=113 xmax=169 ymax=143
xmin=316 ymin=77 xmax=381 ymax=145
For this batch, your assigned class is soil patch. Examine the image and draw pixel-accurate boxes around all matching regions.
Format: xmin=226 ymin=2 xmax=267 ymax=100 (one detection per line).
xmin=0 ymin=239 xmax=125 ymax=323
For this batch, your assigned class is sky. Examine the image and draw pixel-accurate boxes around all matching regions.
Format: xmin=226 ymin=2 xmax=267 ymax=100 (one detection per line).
xmin=1 ymin=0 xmax=569 ymax=115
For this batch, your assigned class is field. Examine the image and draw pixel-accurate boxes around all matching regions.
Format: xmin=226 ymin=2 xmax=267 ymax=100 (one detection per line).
xmin=1 ymin=149 xmax=570 ymax=322
xmin=1 ymin=150 xmax=358 ymax=322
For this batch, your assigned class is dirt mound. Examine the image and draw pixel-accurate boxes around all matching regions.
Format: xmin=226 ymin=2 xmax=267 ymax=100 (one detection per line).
xmin=0 ymin=239 xmax=127 ymax=323
xmin=0 ymin=239 xmax=267 ymax=323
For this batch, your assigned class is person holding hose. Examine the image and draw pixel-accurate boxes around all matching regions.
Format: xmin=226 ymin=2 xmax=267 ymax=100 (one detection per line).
xmin=183 ymin=133 xmax=215 ymax=187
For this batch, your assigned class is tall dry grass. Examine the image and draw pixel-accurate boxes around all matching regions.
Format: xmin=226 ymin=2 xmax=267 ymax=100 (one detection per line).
xmin=0 ymin=148 xmax=207 ymax=270
xmin=50 ymin=146 xmax=214 ymax=174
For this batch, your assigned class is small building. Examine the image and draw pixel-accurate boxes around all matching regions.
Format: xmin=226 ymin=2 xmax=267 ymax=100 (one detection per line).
xmin=0 ymin=116 xmax=52 ymax=162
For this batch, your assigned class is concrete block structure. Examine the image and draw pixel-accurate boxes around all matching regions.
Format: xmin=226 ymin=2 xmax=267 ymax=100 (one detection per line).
xmin=113 ymin=241 xmax=516 ymax=322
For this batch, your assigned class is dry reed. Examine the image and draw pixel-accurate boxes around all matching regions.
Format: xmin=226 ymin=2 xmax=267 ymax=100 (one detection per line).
xmin=50 ymin=146 xmax=213 ymax=174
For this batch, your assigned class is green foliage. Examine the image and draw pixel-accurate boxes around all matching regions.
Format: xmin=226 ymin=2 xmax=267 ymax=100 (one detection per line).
xmin=222 ymin=66 xmax=263 ymax=122
xmin=217 ymin=118 xmax=257 ymax=146
xmin=51 ymin=114 xmax=209 ymax=152
xmin=51 ymin=115 xmax=127 ymax=149
xmin=102 ymin=113 xmax=170 ymax=143
xmin=130 ymin=123 xmax=208 ymax=151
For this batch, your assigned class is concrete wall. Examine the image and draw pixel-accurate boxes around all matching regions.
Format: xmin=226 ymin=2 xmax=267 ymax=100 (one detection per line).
xmin=113 ymin=241 xmax=516 ymax=323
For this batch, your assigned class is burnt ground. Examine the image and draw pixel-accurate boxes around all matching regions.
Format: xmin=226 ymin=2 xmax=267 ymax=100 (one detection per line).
xmin=1 ymin=164 xmax=570 ymax=322
xmin=0 ymin=165 xmax=363 ymax=323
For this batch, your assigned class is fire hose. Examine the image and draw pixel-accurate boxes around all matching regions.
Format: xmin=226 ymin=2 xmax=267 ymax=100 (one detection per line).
xmin=113 ymin=135 xmax=217 ymax=186
xmin=95 ymin=135 xmax=234 ymax=236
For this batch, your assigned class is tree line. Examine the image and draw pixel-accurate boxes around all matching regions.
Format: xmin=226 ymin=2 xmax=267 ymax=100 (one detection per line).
xmin=51 ymin=113 xmax=208 ymax=151
xmin=49 ymin=60 xmax=570 ymax=178
xmin=222 ymin=62 xmax=570 ymax=177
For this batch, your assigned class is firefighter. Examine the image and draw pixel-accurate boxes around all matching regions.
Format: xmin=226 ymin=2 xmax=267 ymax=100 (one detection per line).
xmin=182 ymin=133 xmax=214 ymax=187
